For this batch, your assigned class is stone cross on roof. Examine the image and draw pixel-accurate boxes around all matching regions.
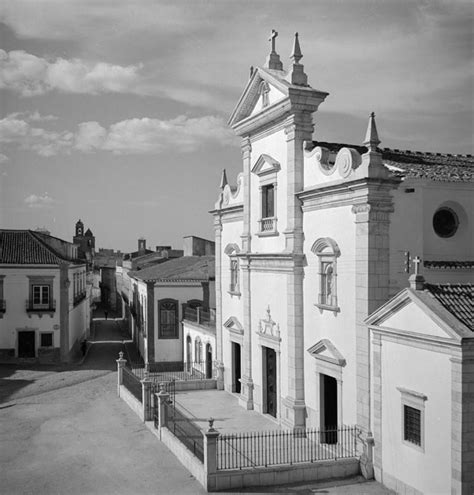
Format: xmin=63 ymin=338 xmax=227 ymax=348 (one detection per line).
xmin=413 ymin=256 xmax=422 ymax=276
xmin=269 ymin=29 xmax=278 ymax=53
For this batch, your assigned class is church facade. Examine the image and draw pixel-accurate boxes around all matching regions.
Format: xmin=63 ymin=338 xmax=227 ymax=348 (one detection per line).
xmin=212 ymin=32 xmax=473 ymax=494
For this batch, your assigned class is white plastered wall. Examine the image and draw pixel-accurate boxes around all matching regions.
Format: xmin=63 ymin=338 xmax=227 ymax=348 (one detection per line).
xmin=303 ymin=205 xmax=358 ymax=427
xmin=0 ymin=266 xmax=61 ymax=356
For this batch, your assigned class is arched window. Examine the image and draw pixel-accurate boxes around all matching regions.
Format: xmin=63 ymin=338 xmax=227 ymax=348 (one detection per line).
xmin=311 ymin=238 xmax=341 ymax=312
xmin=194 ymin=338 xmax=202 ymax=363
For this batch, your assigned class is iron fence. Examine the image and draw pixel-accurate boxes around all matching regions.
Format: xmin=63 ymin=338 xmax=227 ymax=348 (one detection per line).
xmin=217 ymin=425 xmax=360 ymax=470
xmin=122 ymin=367 xmax=142 ymax=403
xmin=164 ymin=401 xmax=204 ymax=462
xmin=183 ymin=306 xmax=216 ymax=327
xmin=131 ymin=361 xmax=215 ymax=381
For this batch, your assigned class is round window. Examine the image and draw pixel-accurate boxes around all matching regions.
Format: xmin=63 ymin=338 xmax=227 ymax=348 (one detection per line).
xmin=433 ymin=207 xmax=459 ymax=238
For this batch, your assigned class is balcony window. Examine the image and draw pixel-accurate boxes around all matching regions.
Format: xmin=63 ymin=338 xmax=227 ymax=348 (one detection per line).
xmin=27 ymin=276 xmax=55 ymax=315
xmin=33 ymin=285 xmax=50 ymax=308
xmin=311 ymin=238 xmax=341 ymax=313
xmin=158 ymin=299 xmax=179 ymax=339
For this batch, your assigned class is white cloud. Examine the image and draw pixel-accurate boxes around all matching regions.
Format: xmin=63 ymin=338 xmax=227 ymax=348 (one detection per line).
xmin=0 ymin=153 xmax=9 ymax=163
xmin=0 ymin=50 xmax=143 ymax=96
xmin=0 ymin=113 xmax=238 ymax=157
xmin=24 ymin=193 xmax=58 ymax=208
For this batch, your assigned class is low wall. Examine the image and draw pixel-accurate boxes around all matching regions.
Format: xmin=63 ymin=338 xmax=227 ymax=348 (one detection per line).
xmin=146 ymin=422 xmax=206 ymax=487
xmin=119 ymin=385 xmax=143 ymax=421
xmin=174 ymin=380 xmax=216 ymax=392
xmin=208 ymin=458 xmax=360 ymax=492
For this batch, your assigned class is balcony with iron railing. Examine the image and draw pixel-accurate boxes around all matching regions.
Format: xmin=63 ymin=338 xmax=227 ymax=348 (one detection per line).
xmin=183 ymin=306 xmax=216 ymax=331
xmin=258 ymin=216 xmax=278 ymax=236
xmin=73 ymin=291 xmax=87 ymax=306
xmin=26 ymin=299 xmax=56 ymax=316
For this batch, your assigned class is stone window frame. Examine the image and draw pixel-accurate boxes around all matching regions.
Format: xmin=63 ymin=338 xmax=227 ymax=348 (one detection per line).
xmin=251 ymin=154 xmax=280 ymax=237
xmin=27 ymin=276 xmax=55 ymax=314
xmin=311 ymin=238 xmax=341 ymax=314
xmin=397 ymin=387 xmax=427 ymax=453
xmin=224 ymin=244 xmax=241 ymax=296
xmin=157 ymin=298 xmax=179 ymax=339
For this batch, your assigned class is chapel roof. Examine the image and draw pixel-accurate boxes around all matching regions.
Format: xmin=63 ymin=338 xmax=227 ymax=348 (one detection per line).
xmin=130 ymin=256 xmax=215 ymax=282
xmin=425 ymin=283 xmax=473 ymax=331
xmin=424 ymin=260 xmax=474 ymax=270
xmin=312 ymin=141 xmax=474 ymax=182
xmin=0 ymin=229 xmax=78 ymax=265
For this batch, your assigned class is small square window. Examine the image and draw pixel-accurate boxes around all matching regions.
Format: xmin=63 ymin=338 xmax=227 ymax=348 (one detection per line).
xmin=404 ymin=405 xmax=421 ymax=446
xmin=41 ymin=333 xmax=53 ymax=347
xmin=398 ymin=387 xmax=427 ymax=452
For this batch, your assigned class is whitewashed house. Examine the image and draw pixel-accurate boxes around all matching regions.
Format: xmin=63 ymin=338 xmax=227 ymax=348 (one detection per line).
xmin=212 ymin=32 xmax=474 ymax=493
xmin=0 ymin=229 xmax=90 ymax=362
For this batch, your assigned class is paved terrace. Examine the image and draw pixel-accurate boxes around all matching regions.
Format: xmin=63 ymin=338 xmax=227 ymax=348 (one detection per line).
xmin=174 ymin=389 xmax=281 ymax=433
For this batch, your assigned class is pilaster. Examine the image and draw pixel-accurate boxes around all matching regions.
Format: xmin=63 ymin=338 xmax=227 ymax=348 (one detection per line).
xmin=371 ymin=334 xmax=382 ymax=481
xmin=239 ymin=256 xmax=254 ymax=409
xmin=59 ymin=263 xmax=70 ymax=362
xmin=214 ymin=217 xmax=223 ymax=366
xmin=352 ymin=199 xmax=393 ymax=433
xmin=146 ymin=282 xmax=155 ymax=366
xmin=241 ymin=137 xmax=252 ymax=253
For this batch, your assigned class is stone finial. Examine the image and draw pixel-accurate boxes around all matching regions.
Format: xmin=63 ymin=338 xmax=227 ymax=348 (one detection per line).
xmin=220 ymin=169 xmax=228 ymax=190
xmin=249 ymin=66 xmax=254 ymax=78
xmin=364 ymin=112 xmax=381 ymax=152
xmin=409 ymin=256 xmax=425 ymax=290
xmin=286 ymin=32 xmax=308 ymax=86
xmin=290 ymin=32 xmax=303 ymax=64
xmin=265 ymin=29 xmax=283 ymax=70
xmin=118 ymin=351 xmax=124 ymax=360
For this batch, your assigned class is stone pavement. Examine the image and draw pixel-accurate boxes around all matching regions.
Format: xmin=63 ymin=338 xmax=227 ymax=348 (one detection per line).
xmin=0 ymin=315 xmax=205 ymax=495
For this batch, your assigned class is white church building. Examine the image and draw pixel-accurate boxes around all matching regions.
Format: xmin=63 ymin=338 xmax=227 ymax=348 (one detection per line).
xmin=211 ymin=32 xmax=474 ymax=494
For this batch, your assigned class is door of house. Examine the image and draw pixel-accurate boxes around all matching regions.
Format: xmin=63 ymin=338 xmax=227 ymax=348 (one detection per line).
xmin=320 ymin=374 xmax=338 ymax=444
xmin=18 ymin=331 xmax=35 ymax=358
xmin=186 ymin=336 xmax=192 ymax=371
xmin=264 ymin=347 xmax=277 ymax=417
xmin=205 ymin=343 xmax=212 ymax=379
xmin=232 ymin=342 xmax=241 ymax=393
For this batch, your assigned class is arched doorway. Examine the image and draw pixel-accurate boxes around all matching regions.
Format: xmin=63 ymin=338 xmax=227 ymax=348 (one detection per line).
xmin=205 ymin=343 xmax=213 ymax=379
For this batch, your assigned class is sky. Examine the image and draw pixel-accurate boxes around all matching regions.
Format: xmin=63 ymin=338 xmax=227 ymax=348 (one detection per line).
xmin=0 ymin=0 xmax=472 ymax=252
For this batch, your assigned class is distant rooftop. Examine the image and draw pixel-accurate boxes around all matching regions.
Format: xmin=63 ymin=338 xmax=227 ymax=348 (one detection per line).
xmin=130 ymin=256 xmax=215 ymax=282
xmin=0 ymin=229 xmax=80 ymax=265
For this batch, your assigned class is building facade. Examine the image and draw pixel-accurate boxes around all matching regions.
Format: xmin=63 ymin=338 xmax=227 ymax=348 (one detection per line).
xmin=0 ymin=229 xmax=91 ymax=363
xmin=212 ymin=32 xmax=474 ymax=493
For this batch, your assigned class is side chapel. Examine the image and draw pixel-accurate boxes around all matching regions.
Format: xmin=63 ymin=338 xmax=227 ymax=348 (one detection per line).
xmin=212 ymin=31 xmax=474 ymax=494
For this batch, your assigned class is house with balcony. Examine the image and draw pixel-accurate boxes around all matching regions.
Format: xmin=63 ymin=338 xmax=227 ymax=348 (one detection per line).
xmin=0 ymin=229 xmax=90 ymax=363
xmin=212 ymin=32 xmax=474 ymax=493
xmin=127 ymin=254 xmax=215 ymax=372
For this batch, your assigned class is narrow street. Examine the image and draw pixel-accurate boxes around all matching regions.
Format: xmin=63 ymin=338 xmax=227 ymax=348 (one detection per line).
xmin=0 ymin=313 xmax=205 ymax=495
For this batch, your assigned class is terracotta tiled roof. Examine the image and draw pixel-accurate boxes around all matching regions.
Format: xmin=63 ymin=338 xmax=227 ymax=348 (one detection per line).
xmin=0 ymin=229 xmax=68 ymax=264
xmin=424 ymin=260 xmax=474 ymax=269
xmin=131 ymin=256 xmax=215 ymax=282
xmin=312 ymin=141 xmax=474 ymax=182
xmin=426 ymin=284 xmax=473 ymax=331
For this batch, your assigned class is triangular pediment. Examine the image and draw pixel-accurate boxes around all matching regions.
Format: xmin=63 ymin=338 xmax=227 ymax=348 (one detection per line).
xmin=365 ymin=289 xmax=470 ymax=341
xmin=307 ymin=339 xmax=346 ymax=367
xmin=224 ymin=316 xmax=243 ymax=335
xmin=251 ymin=154 xmax=281 ymax=176
xmin=228 ymin=67 xmax=289 ymax=128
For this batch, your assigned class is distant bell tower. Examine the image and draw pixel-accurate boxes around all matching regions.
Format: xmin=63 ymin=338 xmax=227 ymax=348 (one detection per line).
xmin=138 ymin=237 xmax=146 ymax=256
xmin=75 ymin=219 xmax=84 ymax=237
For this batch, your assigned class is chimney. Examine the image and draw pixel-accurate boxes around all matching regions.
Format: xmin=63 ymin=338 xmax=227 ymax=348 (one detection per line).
xmin=138 ymin=237 xmax=146 ymax=256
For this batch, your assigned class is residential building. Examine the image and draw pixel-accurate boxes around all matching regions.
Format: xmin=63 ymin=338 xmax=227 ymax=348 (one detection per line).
xmin=128 ymin=255 xmax=215 ymax=371
xmin=0 ymin=229 xmax=91 ymax=363
xmin=212 ymin=32 xmax=474 ymax=493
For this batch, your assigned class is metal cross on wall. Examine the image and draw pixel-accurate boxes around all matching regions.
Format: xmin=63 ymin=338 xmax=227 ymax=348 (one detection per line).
xmin=412 ymin=256 xmax=422 ymax=275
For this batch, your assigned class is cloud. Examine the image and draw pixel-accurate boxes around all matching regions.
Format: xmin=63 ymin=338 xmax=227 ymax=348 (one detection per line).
xmin=0 ymin=113 xmax=238 ymax=157
xmin=8 ymin=111 xmax=58 ymax=122
xmin=0 ymin=153 xmax=9 ymax=163
xmin=0 ymin=50 xmax=143 ymax=96
xmin=0 ymin=114 xmax=73 ymax=156
xmin=24 ymin=193 xmax=58 ymax=208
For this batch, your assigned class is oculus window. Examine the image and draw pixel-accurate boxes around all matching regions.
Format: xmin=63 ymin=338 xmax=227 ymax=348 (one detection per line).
xmin=433 ymin=207 xmax=458 ymax=238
